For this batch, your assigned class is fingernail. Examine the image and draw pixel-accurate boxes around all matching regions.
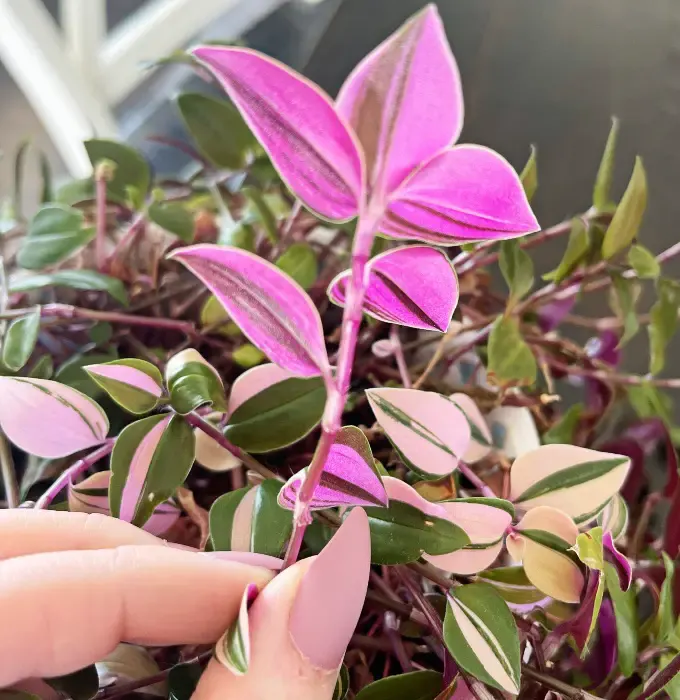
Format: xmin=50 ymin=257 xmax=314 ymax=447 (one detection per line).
xmin=202 ymin=550 xmax=284 ymax=570
xmin=289 ymin=507 xmax=371 ymax=670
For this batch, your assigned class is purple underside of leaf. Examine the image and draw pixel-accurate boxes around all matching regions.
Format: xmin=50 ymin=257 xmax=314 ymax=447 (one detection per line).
xmin=603 ymin=531 xmax=632 ymax=591
xmin=191 ymin=46 xmax=363 ymax=222
xmin=381 ymin=146 xmax=540 ymax=245
xmin=169 ymin=245 xmax=329 ymax=377
xmin=86 ymin=364 xmax=163 ymax=396
xmin=328 ymin=245 xmax=458 ymax=332
xmin=336 ymin=3 xmax=462 ymax=201
xmin=582 ymin=599 xmax=618 ymax=687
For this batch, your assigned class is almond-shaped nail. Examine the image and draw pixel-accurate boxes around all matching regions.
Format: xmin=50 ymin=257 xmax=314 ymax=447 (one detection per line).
xmin=289 ymin=507 xmax=371 ymax=670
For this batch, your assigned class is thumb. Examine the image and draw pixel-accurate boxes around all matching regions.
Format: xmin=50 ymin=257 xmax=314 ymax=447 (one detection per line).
xmin=192 ymin=508 xmax=370 ymax=700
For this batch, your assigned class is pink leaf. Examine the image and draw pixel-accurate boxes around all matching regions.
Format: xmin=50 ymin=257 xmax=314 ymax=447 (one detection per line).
xmin=0 ymin=377 xmax=109 ymax=458
xmin=169 ymin=245 xmax=329 ymax=377
xmin=191 ymin=46 xmax=363 ymax=222
xmin=383 ymin=475 xmax=448 ymax=519
xmin=278 ymin=426 xmax=387 ymax=510
xmin=382 ymin=146 xmax=540 ymax=245
xmin=327 ymin=245 xmax=458 ymax=332
xmin=603 ymin=531 xmax=632 ymax=591
xmin=336 ymin=4 xmax=462 ymax=200
xmin=85 ymin=363 xmax=162 ymax=397
xmin=228 ymin=363 xmax=296 ymax=414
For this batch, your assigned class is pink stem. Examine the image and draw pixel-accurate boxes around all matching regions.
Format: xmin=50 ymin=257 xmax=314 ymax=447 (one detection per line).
xmin=457 ymin=461 xmax=497 ymax=498
xmin=95 ymin=174 xmax=108 ymax=271
xmin=283 ymin=208 xmax=380 ymax=567
xmin=390 ymin=325 xmax=412 ymax=388
xmin=105 ymin=211 xmax=146 ymax=268
xmin=35 ymin=439 xmax=115 ymax=509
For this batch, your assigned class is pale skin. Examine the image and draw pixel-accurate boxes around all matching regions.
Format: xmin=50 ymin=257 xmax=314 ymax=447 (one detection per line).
xmin=0 ymin=510 xmax=341 ymax=700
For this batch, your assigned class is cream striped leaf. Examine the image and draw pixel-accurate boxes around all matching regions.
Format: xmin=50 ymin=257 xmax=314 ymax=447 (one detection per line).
xmin=598 ymin=493 xmax=629 ymax=542
xmin=215 ymin=583 xmax=258 ymax=675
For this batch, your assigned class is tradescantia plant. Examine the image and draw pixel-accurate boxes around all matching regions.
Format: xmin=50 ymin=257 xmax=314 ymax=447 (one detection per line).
xmin=2 ymin=4 xmax=680 ymax=698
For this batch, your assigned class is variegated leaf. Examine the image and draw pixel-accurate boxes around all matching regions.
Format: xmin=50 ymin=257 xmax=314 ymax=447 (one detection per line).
xmin=477 ymin=567 xmax=550 ymax=613
xmin=85 ymin=359 xmax=163 ymax=414
xmin=598 ymin=493 xmax=629 ymax=542
xmin=449 ymin=393 xmax=493 ymax=464
xmin=215 ymin=583 xmax=258 ymax=675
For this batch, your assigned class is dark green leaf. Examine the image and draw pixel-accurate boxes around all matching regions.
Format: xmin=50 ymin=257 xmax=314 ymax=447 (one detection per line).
xmin=209 ymin=487 xmax=250 ymax=551
xmin=39 ymin=151 xmax=53 ymax=203
xmin=610 ymin=273 xmax=640 ymax=347
xmin=2 ymin=309 xmax=39 ymax=371
xmin=166 ymin=356 xmax=226 ymax=415
xmin=177 ymin=92 xmax=255 ymax=170
xmin=499 ymin=240 xmax=534 ymax=305
xmin=28 ymin=354 xmax=54 ymax=379
xmin=520 ymin=145 xmax=538 ymax=202
xmin=543 ymin=404 xmax=583 ymax=444
xmin=543 ymin=219 xmax=590 ymax=283
xmin=628 ymin=244 xmax=660 ymax=279
xmin=224 ymin=377 xmax=326 ymax=453
xmin=46 ymin=665 xmax=99 ymax=700
xmin=13 ymin=140 xmax=29 ymax=218
xmin=649 ymin=278 xmax=680 ymax=375
xmin=355 ymin=671 xmax=443 ymax=700
xmin=602 ymin=156 xmax=647 ymax=259
xmin=85 ymin=139 xmax=151 ymax=210
xmin=604 ymin=562 xmax=637 ymax=677
xmin=593 ymin=117 xmax=619 ymax=211
xmin=487 ymin=315 xmax=536 ymax=386
xmin=276 ymin=243 xmax=318 ymax=289
xmin=251 ymin=479 xmax=293 ymax=557
xmin=11 ymin=270 xmax=128 ymax=305
xmin=18 ymin=204 xmax=94 ymax=270
xmin=148 ymin=202 xmax=195 ymax=242
xmin=364 ymin=500 xmax=470 ymax=565
xmin=168 ymin=661 xmax=203 ymax=700
xmin=333 ymin=665 xmax=351 ymax=700
xmin=243 ymin=186 xmax=278 ymax=244
xmin=89 ymin=322 xmax=114 ymax=346
xmin=232 ymin=344 xmax=266 ymax=368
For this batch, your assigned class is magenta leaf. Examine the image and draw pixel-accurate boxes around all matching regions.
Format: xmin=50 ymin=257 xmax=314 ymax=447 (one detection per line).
xmin=603 ymin=531 xmax=632 ymax=591
xmin=191 ymin=46 xmax=363 ymax=222
xmin=169 ymin=245 xmax=329 ymax=377
xmin=278 ymin=426 xmax=387 ymax=510
xmin=336 ymin=3 xmax=462 ymax=201
xmin=328 ymin=245 xmax=458 ymax=331
xmin=382 ymin=146 xmax=540 ymax=245
xmin=0 ymin=377 xmax=109 ymax=458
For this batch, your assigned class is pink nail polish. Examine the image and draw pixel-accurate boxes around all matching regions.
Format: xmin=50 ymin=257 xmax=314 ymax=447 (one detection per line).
xmin=289 ymin=507 xmax=371 ymax=670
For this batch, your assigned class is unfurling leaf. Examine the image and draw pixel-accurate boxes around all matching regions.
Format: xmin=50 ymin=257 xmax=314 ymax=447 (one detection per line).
xmin=328 ymin=246 xmax=458 ymax=332
xmin=337 ymin=4 xmax=460 ymax=200
xmin=110 ymin=414 xmax=194 ymax=528
xmin=2 ymin=309 xmax=39 ymax=371
xmin=148 ymin=202 xmax=195 ymax=242
xmin=169 ymin=245 xmax=330 ymax=377
xmin=444 ymin=583 xmax=521 ymax=694
xmin=215 ymin=583 xmax=258 ymax=675
xmin=383 ymin=146 xmax=539 ymax=245
xmin=649 ymin=278 xmax=680 ymax=375
xmin=333 ymin=666 xmax=351 ymax=700
xmin=520 ymin=145 xmax=538 ymax=202
xmin=487 ymin=316 xmax=537 ymax=386
xmin=593 ymin=117 xmax=619 ymax=211
xmin=279 ymin=426 xmax=387 ymax=510
xmin=628 ymin=244 xmax=660 ymax=279
xmin=602 ymin=156 xmax=647 ymax=259
xmin=543 ymin=218 xmax=590 ymax=284
xmin=0 ymin=378 xmax=108 ymax=458
xmin=10 ymin=270 xmax=128 ymax=305
xmin=510 ymin=444 xmax=630 ymax=522
xmin=165 ymin=349 xmax=226 ymax=414
xmin=499 ymin=240 xmax=534 ymax=306
xmin=610 ymin=273 xmax=640 ymax=347
xmin=604 ymin=562 xmax=637 ymax=678
xmin=598 ymin=492 xmax=629 ymax=542
xmin=191 ymin=47 xmax=363 ymax=222
xmin=355 ymin=671 xmax=443 ymax=700
xmin=366 ymin=388 xmax=471 ymax=477
xmin=85 ymin=359 xmax=163 ymax=414
xmin=276 ymin=243 xmax=318 ymax=289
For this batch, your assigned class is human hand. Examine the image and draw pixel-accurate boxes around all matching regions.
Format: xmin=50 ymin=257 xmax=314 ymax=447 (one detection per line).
xmin=0 ymin=507 xmax=370 ymax=700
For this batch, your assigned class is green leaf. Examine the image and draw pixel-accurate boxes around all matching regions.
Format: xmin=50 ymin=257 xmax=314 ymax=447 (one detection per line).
xmin=2 ymin=309 xmax=39 ymax=371
xmin=55 ymin=351 xmax=119 ymax=398
xmin=11 ymin=270 xmax=128 ymax=305
xmin=243 ymin=186 xmax=278 ymax=244
xmin=46 ymin=665 xmax=99 ymax=700
xmin=13 ymin=140 xmax=29 ymax=219
xmin=224 ymin=376 xmax=326 ymax=453
xmin=333 ymin=665 xmax=351 ymax=700
xmin=649 ymin=278 xmax=680 ymax=375
xmin=218 ymin=221 xmax=257 ymax=251
xmin=89 ymin=322 xmax=114 ymax=346
xmin=250 ymin=479 xmax=293 ymax=557
xmin=276 ymin=243 xmax=318 ymax=289
xmin=657 ymin=552 xmax=676 ymax=644
xmin=364 ymin=500 xmax=470 ymax=565
xmin=543 ymin=219 xmax=590 ymax=283
xmin=602 ymin=156 xmax=647 ymax=259
xmin=55 ymin=178 xmax=96 ymax=206
xmin=28 ymin=354 xmax=54 ymax=379
xmin=168 ymin=661 xmax=203 ymax=700
xmin=39 ymin=151 xmax=53 ymax=203
xmin=610 ymin=273 xmax=640 ymax=347
xmin=209 ymin=487 xmax=250 ymax=551
xmin=499 ymin=240 xmax=534 ymax=306
xmin=177 ymin=92 xmax=255 ymax=170
xmin=543 ymin=404 xmax=583 ymax=444
xmin=628 ymin=244 xmax=660 ymax=279
xmin=85 ymin=139 xmax=151 ymax=210
xmin=444 ymin=583 xmax=521 ymax=694
xmin=628 ymin=382 xmax=673 ymax=426
xmin=18 ymin=204 xmax=95 ymax=270
xmin=232 ymin=344 xmax=266 ymax=368
xmin=355 ymin=671 xmax=443 ymax=700
xmin=166 ymin=354 xmax=226 ymax=415
xmin=520 ymin=145 xmax=538 ymax=202
xmin=604 ymin=562 xmax=637 ymax=677
xmin=148 ymin=202 xmax=195 ymax=242
xmin=84 ymin=359 xmax=163 ymax=415
xmin=477 ymin=566 xmax=546 ymax=607
xmin=487 ymin=315 xmax=537 ymax=386
xmin=593 ymin=117 xmax=620 ymax=211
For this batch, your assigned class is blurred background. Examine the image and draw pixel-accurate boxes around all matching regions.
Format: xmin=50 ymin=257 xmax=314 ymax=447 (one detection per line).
xmin=1 ymin=0 xmax=679 ymax=372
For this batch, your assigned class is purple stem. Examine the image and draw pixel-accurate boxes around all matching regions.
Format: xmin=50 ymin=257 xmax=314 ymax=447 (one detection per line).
xmin=283 ymin=207 xmax=381 ymax=567
xmin=105 ymin=211 xmax=146 ymax=267
xmin=34 ymin=439 xmax=115 ymax=509
xmin=390 ymin=325 xmax=412 ymax=388
xmin=95 ymin=172 xmax=107 ymax=272
xmin=458 ymin=461 xmax=496 ymax=498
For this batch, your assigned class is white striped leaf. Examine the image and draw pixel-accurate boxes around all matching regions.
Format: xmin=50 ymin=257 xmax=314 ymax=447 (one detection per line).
xmin=215 ymin=583 xmax=258 ymax=675
xmin=598 ymin=493 xmax=629 ymax=542
xmin=449 ymin=393 xmax=493 ymax=463
xmin=444 ymin=582 xmax=521 ymax=694
xmin=510 ymin=444 xmax=631 ymax=521
xmin=366 ymin=388 xmax=471 ymax=477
